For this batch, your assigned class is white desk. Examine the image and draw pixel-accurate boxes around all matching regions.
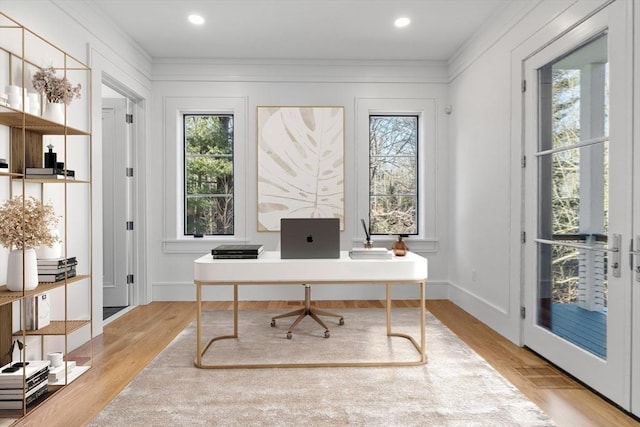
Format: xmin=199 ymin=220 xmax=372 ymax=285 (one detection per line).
xmin=194 ymin=250 xmax=428 ymax=369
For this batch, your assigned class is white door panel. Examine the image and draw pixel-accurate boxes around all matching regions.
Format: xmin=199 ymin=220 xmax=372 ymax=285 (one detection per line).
xmin=102 ymin=98 xmax=130 ymax=307
xmin=522 ymin=1 xmax=633 ymax=410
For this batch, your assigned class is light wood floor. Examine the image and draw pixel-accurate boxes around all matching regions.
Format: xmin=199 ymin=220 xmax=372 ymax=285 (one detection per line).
xmin=9 ymin=300 xmax=640 ymax=427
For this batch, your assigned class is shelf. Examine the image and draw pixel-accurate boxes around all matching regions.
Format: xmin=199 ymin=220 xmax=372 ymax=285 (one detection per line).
xmin=0 ymin=275 xmax=91 ymax=307
xmin=47 ymin=364 xmax=90 ymax=386
xmin=21 ymin=177 xmax=90 ymax=184
xmin=13 ymin=320 xmax=90 ymax=336
xmin=0 ymin=170 xmax=20 ymax=178
xmin=0 ymin=110 xmax=89 ymax=136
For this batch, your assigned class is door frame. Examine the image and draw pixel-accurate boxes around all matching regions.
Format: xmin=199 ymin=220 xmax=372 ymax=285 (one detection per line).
xmin=520 ymin=0 xmax=634 ymax=410
xmin=100 ymin=74 xmax=145 ymax=320
xmin=632 ymin=0 xmax=640 ymax=416
xmin=102 ymin=96 xmax=131 ymax=308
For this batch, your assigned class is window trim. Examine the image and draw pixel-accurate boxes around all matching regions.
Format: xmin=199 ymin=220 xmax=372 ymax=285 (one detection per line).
xmin=368 ymin=114 xmax=420 ymax=236
xmin=183 ymin=113 xmax=235 ymax=237
xmin=162 ymin=96 xmax=248 ymax=253
xmin=355 ymin=98 xmax=438 ymax=252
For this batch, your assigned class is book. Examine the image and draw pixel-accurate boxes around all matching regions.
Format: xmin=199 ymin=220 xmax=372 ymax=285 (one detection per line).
xmin=25 ymin=167 xmax=75 ymax=177
xmin=25 ymin=174 xmax=75 ymax=180
xmin=36 ymin=256 xmax=77 ymax=267
xmin=38 ymin=269 xmax=77 ymax=283
xmin=37 ymin=261 xmax=78 ymax=274
xmin=213 ymin=254 xmax=262 ymax=259
xmin=0 ymin=361 xmax=49 ymax=388
xmin=211 ymin=244 xmax=264 ymax=256
xmin=0 ymin=381 xmax=48 ymax=409
xmin=47 ymin=361 xmax=76 ymax=382
xmin=349 ymin=248 xmax=393 ymax=259
xmin=0 ymin=368 xmax=48 ymax=394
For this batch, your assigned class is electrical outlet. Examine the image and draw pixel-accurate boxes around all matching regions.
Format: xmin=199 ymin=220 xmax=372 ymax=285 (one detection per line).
xmin=471 ymin=268 xmax=478 ymax=282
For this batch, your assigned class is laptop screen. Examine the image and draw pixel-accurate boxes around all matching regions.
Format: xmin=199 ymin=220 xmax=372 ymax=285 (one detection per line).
xmin=280 ymin=218 xmax=340 ymax=259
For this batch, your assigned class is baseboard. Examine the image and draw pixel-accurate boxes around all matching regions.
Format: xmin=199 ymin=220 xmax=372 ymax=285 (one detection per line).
xmin=446 ymin=281 xmax=520 ymax=344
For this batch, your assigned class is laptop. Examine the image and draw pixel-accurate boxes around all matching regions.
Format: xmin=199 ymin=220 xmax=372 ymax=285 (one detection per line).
xmin=280 ymin=218 xmax=340 ymax=259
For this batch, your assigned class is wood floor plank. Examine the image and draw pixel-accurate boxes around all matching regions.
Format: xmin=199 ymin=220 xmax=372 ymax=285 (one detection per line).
xmin=8 ymin=300 xmax=639 ymax=427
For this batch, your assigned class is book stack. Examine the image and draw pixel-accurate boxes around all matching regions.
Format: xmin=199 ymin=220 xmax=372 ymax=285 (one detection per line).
xmin=37 ymin=256 xmax=77 ymax=283
xmin=25 ymin=167 xmax=75 ymax=180
xmin=212 ymin=244 xmax=264 ymax=259
xmin=48 ymin=360 xmax=76 ymax=384
xmin=349 ymin=247 xmax=394 ymax=259
xmin=0 ymin=361 xmax=49 ymax=410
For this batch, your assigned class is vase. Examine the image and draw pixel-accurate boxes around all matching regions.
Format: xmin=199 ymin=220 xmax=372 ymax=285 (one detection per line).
xmin=36 ymin=230 xmax=62 ymax=260
xmin=6 ymin=249 xmax=39 ymax=291
xmin=43 ymin=101 xmax=64 ymax=124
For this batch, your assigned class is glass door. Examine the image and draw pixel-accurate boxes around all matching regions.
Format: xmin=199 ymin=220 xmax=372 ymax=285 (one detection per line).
xmin=522 ymin=1 xmax=633 ymax=409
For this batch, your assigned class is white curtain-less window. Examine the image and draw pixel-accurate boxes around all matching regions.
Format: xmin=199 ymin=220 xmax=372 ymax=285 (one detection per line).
xmin=355 ymin=98 xmax=437 ymax=251
xmin=183 ymin=114 xmax=234 ymax=236
xmin=369 ymin=115 xmax=418 ymax=235
xmin=162 ymin=96 xmax=247 ymax=253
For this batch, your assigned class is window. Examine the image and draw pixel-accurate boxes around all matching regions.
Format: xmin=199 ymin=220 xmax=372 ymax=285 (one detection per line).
xmin=163 ymin=96 xmax=246 ymax=252
xmin=369 ymin=115 xmax=418 ymax=235
xmin=183 ymin=114 xmax=234 ymax=236
xmin=356 ymin=98 xmax=437 ymax=251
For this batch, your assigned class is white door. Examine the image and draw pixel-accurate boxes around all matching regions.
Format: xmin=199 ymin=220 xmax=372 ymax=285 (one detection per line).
xmin=523 ymin=1 xmax=634 ymax=410
xmin=102 ymin=97 xmax=132 ymax=307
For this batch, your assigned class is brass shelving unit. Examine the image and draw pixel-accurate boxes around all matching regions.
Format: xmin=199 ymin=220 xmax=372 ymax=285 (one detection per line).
xmin=0 ymin=11 xmax=93 ymax=423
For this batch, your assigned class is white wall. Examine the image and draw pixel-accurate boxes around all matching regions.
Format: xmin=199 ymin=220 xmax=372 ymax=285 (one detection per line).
xmin=4 ymin=0 xmax=628 ymax=349
xmin=0 ymin=0 xmax=153 ymax=335
xmin=447 ymin=0 xmax=615 ymax=343
xmin=149 ymin=61 xmax=451 ymax=302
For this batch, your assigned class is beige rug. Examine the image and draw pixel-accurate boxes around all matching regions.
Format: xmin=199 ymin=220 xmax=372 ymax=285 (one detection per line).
xmin=89 ymin=309 xmax=554 ymax=426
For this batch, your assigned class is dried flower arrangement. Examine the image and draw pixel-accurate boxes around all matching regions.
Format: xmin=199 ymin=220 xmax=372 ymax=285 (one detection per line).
xmin=31 ymin=66 xmax=82 ymax=105
xmin=0 ymin=196 xmax=58 ymax=250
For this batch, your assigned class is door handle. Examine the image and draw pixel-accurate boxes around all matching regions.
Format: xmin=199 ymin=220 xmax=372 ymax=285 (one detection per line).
xmin=610 ymin=233 xmax=621 ymax=278
xmin=633 ymin=236 xmax=640 ymax=282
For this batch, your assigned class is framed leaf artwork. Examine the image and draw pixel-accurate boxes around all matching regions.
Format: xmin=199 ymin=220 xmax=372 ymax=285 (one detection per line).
xmin=257 ymin=106 xmax=344 ymax=231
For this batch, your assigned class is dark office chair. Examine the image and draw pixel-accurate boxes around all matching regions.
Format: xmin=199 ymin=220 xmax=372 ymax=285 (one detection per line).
xmin=270 ymin=284 xmax=344 ymax=339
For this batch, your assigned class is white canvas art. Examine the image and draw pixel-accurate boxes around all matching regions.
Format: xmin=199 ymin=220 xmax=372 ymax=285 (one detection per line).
xmin=257 ymin=106 xmax=344 ymax=231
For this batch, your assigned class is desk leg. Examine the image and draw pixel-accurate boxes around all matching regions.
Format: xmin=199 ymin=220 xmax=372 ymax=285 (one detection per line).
xmin=196 ymin=282 xmax=202 ymax=367
xmin=420 ymin=280 xmax=426 ymax=363
xmin=385 ymin=283 xmax=392 ymax=335
xmin=233 ymin=284 xmax=238 ymax=337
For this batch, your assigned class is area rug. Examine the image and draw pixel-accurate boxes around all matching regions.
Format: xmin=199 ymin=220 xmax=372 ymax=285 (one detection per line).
xmin=89 ymin=309 xmax=554 ymax=426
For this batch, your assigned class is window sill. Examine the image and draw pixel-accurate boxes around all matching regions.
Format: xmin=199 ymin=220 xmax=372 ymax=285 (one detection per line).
xmin=162 ymin=238 xmax=250 ymax=254
xmin=350 ymin=238 xmax=438 ymax=253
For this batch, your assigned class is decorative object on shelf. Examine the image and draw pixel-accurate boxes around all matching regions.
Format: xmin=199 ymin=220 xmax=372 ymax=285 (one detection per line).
xmin=43 ymin=101 xmax=64 ymax=124
xmin=44 ymin=144 xmax=57 ymax=168
xmin=392 ymin=234 xmax=409 ymax=257
xmin=35 ymin=228 xmax=62 ymax=260
xmin=0 ymin=157 xmax=7 ymax=169
xmin=2 ymin=339 xmax=26 ymax=373
xmin=47 ymin=351 xmax=63 ymax=368
xmin=5 ymin=85 xmax=21 ymax=109
xmin=361 ymin=218 xmax=373 ymax=249
xmin=27 ymin=92 xmax=40 ymax=115
xmin=0 ymin=196 xmax=59 ymax=291
xmin=31 ymin=66 xmax=81 ymax=123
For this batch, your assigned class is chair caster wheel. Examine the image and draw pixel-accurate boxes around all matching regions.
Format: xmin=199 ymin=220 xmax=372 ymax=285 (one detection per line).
xmin=286 ymin=332 xmax=292 ymax=339
xmin=271 ymin=320 xmax=276 ymax=327
xmin=338 ymin=317 xmax=344 ymax=326
xmin=324 ymin=330 xmax=330 ymax=338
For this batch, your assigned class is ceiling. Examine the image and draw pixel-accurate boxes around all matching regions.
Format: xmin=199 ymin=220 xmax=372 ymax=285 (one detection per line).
xmin=84 ymin=0 xmax=521 ymax=62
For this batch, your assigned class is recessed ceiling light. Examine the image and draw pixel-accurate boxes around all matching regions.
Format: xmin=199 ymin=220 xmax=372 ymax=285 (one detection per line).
xmin=394 ymin=17 xmax=411 ymax=28
xmin=188 ymin=14 xmax=205 ymax=25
